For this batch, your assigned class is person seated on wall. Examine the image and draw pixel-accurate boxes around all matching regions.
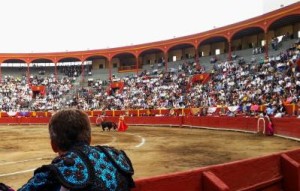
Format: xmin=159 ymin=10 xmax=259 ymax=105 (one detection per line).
xmin=233 ymin=103 xmax=243 ymax=116
xmin=198 ymin=107 xmax=207 ymax=116
xmin=274 ymin=102 xmax=286 ymax=118
xmin=218 ymin=101 xmax=226 ymax=116
xmin=226 ymin=110 xmax=236 ymax=117
xmin=0 ymin=109 xmax=135 ymax=191
xmin=250 ymin=102 xmax=259 ymax=116
xmin=242 ymin=102 xmax=251 ymax=116
xmin=266 ymin=104 xmax=275 ymax=116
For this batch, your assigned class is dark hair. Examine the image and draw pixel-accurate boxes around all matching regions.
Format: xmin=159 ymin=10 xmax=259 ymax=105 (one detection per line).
xmin=49 ymin=109 xmax=91 ymax=151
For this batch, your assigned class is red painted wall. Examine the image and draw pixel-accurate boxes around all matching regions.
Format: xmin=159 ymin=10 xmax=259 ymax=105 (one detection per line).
xmin=1 ymin=114 xmax=300 ymax=190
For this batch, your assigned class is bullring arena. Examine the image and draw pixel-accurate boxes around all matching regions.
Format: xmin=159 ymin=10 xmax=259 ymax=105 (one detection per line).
xmin=0 ymin=122 xmax=300 ymax=188
xmin=0 ymin=1 xmax=300 ymax=190
xmin=1 ymin=115 xmax=300 ymax=190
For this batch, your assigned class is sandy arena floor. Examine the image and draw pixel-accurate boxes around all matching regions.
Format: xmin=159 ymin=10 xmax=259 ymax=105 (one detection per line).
xmin=0 ymin=125 xmax=300 ymax=189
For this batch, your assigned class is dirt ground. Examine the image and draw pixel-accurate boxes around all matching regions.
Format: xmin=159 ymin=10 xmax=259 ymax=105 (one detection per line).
xmin=0 ymin=125 xmax=300 ymax=189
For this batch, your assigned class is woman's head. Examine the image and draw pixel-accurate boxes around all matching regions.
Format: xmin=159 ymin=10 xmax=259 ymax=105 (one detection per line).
xmin=49 ymin=109 xmax=91 ymax=152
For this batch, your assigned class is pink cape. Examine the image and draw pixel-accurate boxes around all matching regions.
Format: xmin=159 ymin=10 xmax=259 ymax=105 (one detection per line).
xmin=118 ymin=119 xmax=128 ymax=132
xmin=266 ymin=122 xmax=274 ymax=136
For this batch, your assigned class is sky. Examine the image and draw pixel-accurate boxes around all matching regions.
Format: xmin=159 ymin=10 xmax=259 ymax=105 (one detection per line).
xmin=0 ymin=0 xmax=298 ymax=53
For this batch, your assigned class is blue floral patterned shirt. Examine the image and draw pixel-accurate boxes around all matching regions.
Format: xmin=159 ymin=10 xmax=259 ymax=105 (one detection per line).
xmin=18 ymin=144 xmax=134 ymax=191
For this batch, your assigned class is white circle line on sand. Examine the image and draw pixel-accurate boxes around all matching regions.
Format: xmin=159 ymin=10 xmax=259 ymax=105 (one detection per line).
xmin=135 ymin=135 xmax=146 ymax=148
xmin=0 ymin=157 xmax=50 ymax=166
xmin=92 ymin=133 xmax=117 ymax=146
xmin=122 ymin=133 xmax=146 ymax=148
xmin=0 ymin=133 xmax=144 ymax=176
xmin=0 ymin=168 xmax=36 ymax=177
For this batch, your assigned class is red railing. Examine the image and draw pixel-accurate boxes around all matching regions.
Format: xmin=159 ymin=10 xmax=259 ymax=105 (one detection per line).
xmin=1 ymin=110 xmax=300 ymax=190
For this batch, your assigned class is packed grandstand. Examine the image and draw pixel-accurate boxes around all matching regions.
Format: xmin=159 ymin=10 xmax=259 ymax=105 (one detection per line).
xmin=0 ymin=32 xmax=299 ymax=118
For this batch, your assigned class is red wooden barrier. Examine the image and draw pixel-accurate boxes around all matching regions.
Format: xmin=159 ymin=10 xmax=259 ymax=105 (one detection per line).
xmin=1 ymin=112 xmax=300 ymax=190
xmin=132 ymin=169 xmax=203 ymax=191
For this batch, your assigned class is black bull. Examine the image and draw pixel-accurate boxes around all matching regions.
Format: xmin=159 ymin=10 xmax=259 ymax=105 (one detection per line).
xmin=97 ymin=121 xmax=117 ymax=131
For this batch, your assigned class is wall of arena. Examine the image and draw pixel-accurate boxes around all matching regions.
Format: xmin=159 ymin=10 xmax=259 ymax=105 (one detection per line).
xmin=2 ymin=110 xmax=300 ymax=190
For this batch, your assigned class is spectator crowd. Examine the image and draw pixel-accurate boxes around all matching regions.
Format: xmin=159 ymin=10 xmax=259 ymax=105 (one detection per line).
xmin=0 ymin=38 xmax=300 ymax=118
